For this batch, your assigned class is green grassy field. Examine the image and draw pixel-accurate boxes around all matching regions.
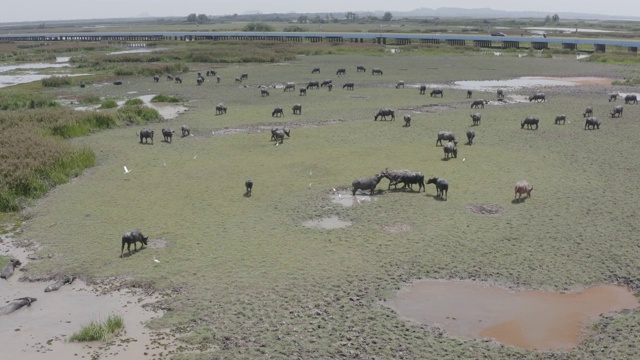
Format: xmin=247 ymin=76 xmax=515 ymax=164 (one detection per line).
xmin=11 ymin=48 xmax=640 ymax=359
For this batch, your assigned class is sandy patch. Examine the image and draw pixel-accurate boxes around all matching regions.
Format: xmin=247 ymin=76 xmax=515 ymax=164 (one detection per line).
xmin=303 ymin=215 xmax=352 ymax=229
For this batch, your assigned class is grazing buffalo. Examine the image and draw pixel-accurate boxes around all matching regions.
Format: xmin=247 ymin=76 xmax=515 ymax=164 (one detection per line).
xmin=374 ymin=108 xmax=395 ymax=121
xmin=292 ymin=103 xmax=302 ymax=115
xmin=430 ymin=89 xmax=444 ymax=97
xmin=312 ymin=68 xmax=321 ymax=74
xmin=467 ymin=90 xmax=473 ymax=98
xmin=240 ymin=72 xmax=248 ymax=80
xmin=403 ymin=114 xmax=411 ymax=127
xmin=273 ymin=128 xmax=290 ymax=144
xmin=181 ymin=125 xmax=190 ymax=137
xmin=216 ymin=76 xmax=221 ymax=83
xmin=138 ymin=129 xmax=154 ymax=144
xmin=174 ymin=76 xmax=182 ymax=84
xmin=234 ymin=77 xmax=242 ymax=83
xmin=1 ymin=259 xmax=21 ymax=280
xmin=261 ymin=88 xmax=270 ymax=97
xmin=270 ymin=127 xmax=290 ymax=141
xmin=343 ymin=82 xmax=354 ymax=90
xmin=466 ymin=129 xmax=475 ymax=145
xmin=608 ymin=93 xmax=618 ymax=102
xmin=284 ymin=82 xmax=296 ymax=91
xmin=245 ymin=179 xmax=253 ymax=196
xmin=272 ymin=107 xmax=285 ymax=117
xmin=625 ymin=94 xmax=638 ymax=104
xmin=206 ymin=69 xmax=216 ymax=76
xmin=336 ymin=68 xmax=346 ymax=76
xmin=555 ymin=115 xmax=566 ymax=125
xmin=113 ymin=80 xmax=123 ymax=85
xmin=307 ymin=81 xmax=320 ymax=89
xmin=299 ymin=88 xmax=307 ymax=96
xmin=426 ymin=177 xmax=449 ymax=199
xmin=521 ymin=117 xmax=540 ymax=130
xmin=321 ymin=79 xmax=332 ymax=87
xmin=327 ymin=84 xmax=333 ymax=91
xmin=80 ymin=82 xmax=86 ymax=88
xmin=356 ymin=65 xmax=366 ymax=72
xmin=471 ymin=100 xmax=487 ymax=109
xmin=583 ymin=106 xmax=593 ymax=117
xmin=383 ymin=169 xmax=425 ymax=192
xmin=0 ymin=297 xmax=37 ymax=316
xmin=352 ymin=173 xmax=385 ymax=196
xmin=215 ymin=103 xmax=227 ymax=115
xmin=167 ymin=75 xmax=174 ymax=81
xmin=44 ymin=275 xmax=75 ymax=293
xmin=443 ymin=141 xmax=458 ymax=159
xmin=514 ymin=180 xmax=533 ymax=201
xmin=529 ymin=93 xmax=546 ymax=102
xmin=497 ymin=89 xmax=505 ymax=99
xmin=419 ymin=85 xmax=427 ymax=95
xmin=153 ymin=75 xmax=160 ymax=83
xmin=610 ymin=105 xmax=623 ymax=118
xmin=197 ymin=76 xmax=204 ymax=85
xmin=436 ymin=131 xmax=456 ymax=146
xmin=120 ymin=229 xmax=148 ymax=257
xmin=371 ymin=68 xmax=383 ymax=75
xmin=396 ymin=81 xmax=405 ymax=88
xmin=585 ymin=117 xmax=601 ymax=129
xmin=162 ymin=128 xmax=175 ymax=143
xmin=470 ymin=113 xmax=481 ymax=126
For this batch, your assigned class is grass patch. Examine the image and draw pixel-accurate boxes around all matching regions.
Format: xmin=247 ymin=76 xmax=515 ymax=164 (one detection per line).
xmin=99 ymin=99 xmax=118 ymax=109
xmin=124 ymin=98 xmax=144 ymax=106
xmin=79 ymin=94 xmax=101 ymax=104
xmin=151 ymin=94 xmax=181 ymax=103
xmin=41 ymin=76 xmax=72 ymax=88
xmin=612 ymin=77 xmax=640 ymax=86
xmin=69 ymin=314 xmax=124 ymax=342
xmin=0 ymin=92 xmax=59 ymax=110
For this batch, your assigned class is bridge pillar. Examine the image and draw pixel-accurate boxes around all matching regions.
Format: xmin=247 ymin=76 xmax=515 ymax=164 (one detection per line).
xmin=594 ymin=44 xmax=606 ymax=52
xmin=562 ymin=43 xmax=577 ymax=51
xmin=502 ymin=41 xmax=520 ymax=49
xmin=473 ymin=40 xmax=492 ymax=48
xmin=531 ymin=42 xmax=548 ymax=50
xmin=446 ymin=39 xmax=465 ymax=46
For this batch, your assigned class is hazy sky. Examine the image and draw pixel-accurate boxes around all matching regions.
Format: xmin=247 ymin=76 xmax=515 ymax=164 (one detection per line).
xmin=1 ymin=1 xmax=636 ymax=23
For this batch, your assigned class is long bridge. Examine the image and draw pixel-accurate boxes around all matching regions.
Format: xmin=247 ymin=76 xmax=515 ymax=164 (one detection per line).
xmin=1 ymin=31 xmax=638 ymax=52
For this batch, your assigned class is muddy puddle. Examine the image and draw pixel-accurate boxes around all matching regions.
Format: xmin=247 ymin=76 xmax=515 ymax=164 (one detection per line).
xmin=330 ymin=191 xmax=377 ymax=207
xmin=454 ymin=76 xmax=614 ymax=92
xmin=108 ymin=48 xmax=167 ymax=55
xmin=303 ymin=215 xmax=352 ymax=229
xmin=384 ymin=279 xmax=639 ymax=351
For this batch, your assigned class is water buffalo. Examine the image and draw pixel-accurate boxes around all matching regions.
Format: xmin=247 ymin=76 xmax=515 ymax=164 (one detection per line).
xmin=419 ymin=85 xmax=427 ymax=95
xmin=197 ymin=76 xmax=204 ymax=85
xmin=356 ymin=65 xmax=366 ymax=72
xmin=336 ymin=68 xmax=346 ymax=76
xmin=181 ymin=125 xmax=190 ymax=137
xmin=245 ymin=179 xmax=253 ymax=196
xmin=153 ymin=75 xmax=160 ymax=83
xmin=273 ymin=128 xmax=290 ymax=144
xmin=426 ymin=177 xmax=448 ymax=199
xmin=467 ymin=90 xmax=472 ymax=98
xmin=299 ymin=88 xmax=307 ymax=96
xmin=497 ymin=89 xmax=504 ymax=99
xmin=436 ymin=131 xmax=456 ymax=146
xmin=120 ymin=230 xmax=148 ymax=257
xmin=352 ymin=173 xmax=385 ymax=196
xmin=216 ymin=75 xmax=220 ymax=83
xmin=403 ymin=114 xmax=411 ymax=127
xmin=608 ymin=93 xmax=618 ymax=102
xmin=343 ymin=82 xmax=354 ymax=90
xmin=430 ymin=89 xmax=444 ymax=97
xmin=0 ymin=297 xmax=37 ymax=316
xmin=610 ymin=105 xmax=623 ymax=118
xmin=261 ymin=88 xmax=270 ymax=97
xmin=206 ymin=69 xmax=216 ymax=76
xmin=307 ymin=81 xmax=320 ymax=89
xmin=1 ymin=259 xmax=21 ymax=280
xmin=374 ymin=108 xmax=395 ymax=121
xmin=312 ymin=68 xmax=321 ymax=74
xmin=167 ymin=75 xmax=174 ymax=81
xmin=272 ymin=107 xmax=285 ymax=117
xmin=471 ymin=100 xmax=487 ymax=109
xmin=383 ymin=169 xmax=425 ymax=192
xmin=113 ymin=80 xmax=123 ymax=85
xmin=44 ymin=275 xmax=75 ymax=292
xmin=585 ymin=117 xmax=601 ymax=129
xmin=529 ymin=93 xmax=546 ymax=102
xmin=80 ymin=82 xmax=86 ymax=88
xmin=466 ymin=129 xmax=475 ymax=145
xmin=521 ymin=117 xmax=539 ymax=130
xmin=396 ymin=81 xmax=405 ymax=89
xmin=443 ymin=141 xmax=458 ymax=159
xmin=138 ymin=129 xmax=154 ymax=144
xmin=174 ymin=76 xmax=182 ymax=84
xmin=292 ymin=103 xmax=302 ymax=115
xmin=371 ymin=68 xmax=383 ymax=75
xmin=215 ymin=103 xmax=227 ymax=115
xmin=240 ymin=72 xmax=248 ymax=80
xmin=624 ymin=94 xmax=637 ymax=104
xmin=162 ymin=128 xmax=175 ymax=143
xmin=470 ymin=113 xmax=481 ymax=126
xmin=270 ymin=127 xmax=290 ymax=141
xmin=583 ymin=106 xmax=593 ymax=117
xmin=327 ymin=84 xmax=333 ymax=91
xmin=321 ymin=79 xmax=332 ymax=87
xmin=284 ymin=82 xmax=296 ymax=91
xmin=235 ymin=77 xmax=242 ymax=83
xmin=514 ymin=180 xmax=533 ymax=201
xmin=555 ymin=115 xmax=566 ymax=125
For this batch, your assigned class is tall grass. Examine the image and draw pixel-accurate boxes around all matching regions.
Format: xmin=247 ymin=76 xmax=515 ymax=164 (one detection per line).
xmin=0 ymin=92 xmax=59 ymax=110
xmin=69 ymin=314 xmax=124 ymax=342
xmin=41 ymin=76 xmax=72 ymax=88
xmin=151 ymin=94 xmax=181 ymax=103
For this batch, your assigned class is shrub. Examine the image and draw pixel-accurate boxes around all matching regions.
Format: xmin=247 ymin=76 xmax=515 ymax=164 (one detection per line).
xmin=69 ymin=314 xmax=124 ymax=342
xmin=283 ymin=25 xmax=307 ymax=32
xmin=124 ymin=98 xmax=144 ymax=106
xmin=151 ymin=94 xmax=181 ymax=103
xmin=100 ymin=99 xmax=118 ymax=109
xmin=41 ymin=76 xmax=72 ymax=88
xmin=78 ymin=94 xmax=101 ymax=104
xmin=242 ymin=22 xmax=274 ymax=32
xmin=116 ymin=105 xmax=162 ymax=125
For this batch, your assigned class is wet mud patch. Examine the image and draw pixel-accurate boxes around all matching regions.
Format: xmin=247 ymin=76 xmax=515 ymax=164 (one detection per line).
xmin=383 ymin=279 xmax=639 ymax=351
xmin=401 ymin=104 xmax=456 ymax=113
xmin=147 ymin=238 xmax=169 ymax=249
xmin=330 ymin=190 xmax=378 ymax=207
xmin=468 ymin=204 xmax=506 ymax=215
xmin=303 ymin=215 xmax=352 ymax=229
xmin=382 ymin=223 xmax=412 ymax=233
xmin=210 ymin=118 xmax=347 ymax=138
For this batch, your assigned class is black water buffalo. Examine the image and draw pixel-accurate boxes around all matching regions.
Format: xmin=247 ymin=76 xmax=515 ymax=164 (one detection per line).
xmin=396 ymin=81 xmax=405 ymax=89
xmin=403 ymin=114 xmax=411 ymax=127
xmin=273 ymin=128 xmax=290 ymax=144
xmin=312 ymin=68 xmax=320 ymax=74
xmin=327 ymin=84 xmax=333 ymax=91
xmin=113 ymin=80 xmax=123 ymax=85
xmin=153 ymin=75 xmax=160 ymax=83
xmin=245 ymin=179 xmax=253 ymax=196
xmin=174 ymin=76 xmax=182 ymax=84
xmin=374 ymin=108 xmax=395 ymax=121
xmin=426 ymin=177 xmax=449 ymax=199
xmin=234 ymin=77 xmax=242 ymax=83
xmin=514 ymin=180 xmax=533 ymax=201
xmin=216 ymin=75 xmax=221 ymax=83
xmin=352 ymin=173 xmax=385 ymax=196
xmin=80 ymin=82 xmax=86 ymax=88
xmin=0 ymin=259 xmax=21 ymax=280
xmin=139 ymin=129 xmax=154 ymax=144
xmin=0 ymin=297 xmax=37 ymax=316
xmin=521 ymin=117 xmax=539 ymax=130
xmin=215 ymin=103 xmax=227 ymax=115
xmin=419 ymin=85 xmax=427 ymax=95
xmin=466 ymin=129 xmax=475 ymax=145
xmin=430 ymin=89 xmax=444 ymax=97
xmin=307 ymin=81 xmax=320 ymax=89
xmin=585 ymin=117 xmax=601 ymax=129
xmin=284 ymin=82 xmax=296 ymax=91
xmin=624 ymin=94 xmax=637 ymax=104
xmin=272 ymin=107 xmax=285 ymax=117
xmin=336 ymin=68 xmax=346 ymax=76
xmin=292 ymin=103 xmax=302 ymax=114
xmin=356 ymin=65 xmax=366 ymax=72
xmin=529 ymin=93 xmax=545 ymax=102
xmin=299 ymin=88 xmax=307 ymax=96
xmin=261 ymin=88 xmax=270 ymax=97
xmin=197 ymin=76 xmax=204 ymax=85
xmin=497 ymin=89 xmax=505 ymax=99
xmin=206 ymin=69 xmax=216 ymax=76
xmin=166 ymin=75 xmax=174 ymax=81
xmin=608 ymin=93 xmax=618 ymax=102
xmin=371 ymin=68 xmax=383 ymax=75
xmin=270 ymin=127 xmax=290 ymax=141
xmin=44 ymin=275 xmax=75 ymax=292
xmin=383 ymin=169 xmax=425 ymax=192
xmin=162 ymin=128 xmax=175 ymax=143
xmin=436 ymin=131 xmax=456 ymax=146
xmin=443 ymin=141 xmax=458 ymax=159
xmin=320 ymin=79 xmax=332 ymax=87
xmin=467 ymin=90 xmax=473 ymax=98
xmin=583 ymin=106 xmax=593 ymax=117
xmin=240 ymin=72 xmax=248 ymax=80
xmin=471 ymin=100 xmax=487 ymax=109
xmin=555 ymin=115 xmax=566 ymax=125
xmin=343 ymin=82 xmax=354 ymax=90
xmin=120 ymin=230 xmax=148 ymax=257
xmin=181 ymin=125 xmax=190 ymax=137
xmin=470 ymin=113 xmax=481 ymax=126
xmin=610 ymin=105 xmax=623 ymax=118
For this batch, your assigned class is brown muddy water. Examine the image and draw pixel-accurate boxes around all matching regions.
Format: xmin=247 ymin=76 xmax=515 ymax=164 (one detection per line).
xmin=383 ymin=279 xmax=639 ymax=351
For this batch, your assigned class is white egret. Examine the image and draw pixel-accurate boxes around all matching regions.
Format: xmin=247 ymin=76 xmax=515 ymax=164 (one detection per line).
xmin=124 ymin=166 xmax=132 ymax=174
xmin=153 ymin=256 xmax=160 ymax=263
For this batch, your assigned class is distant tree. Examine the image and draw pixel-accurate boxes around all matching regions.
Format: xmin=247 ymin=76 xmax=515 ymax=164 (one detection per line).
xmin=197 ymin=14 xmax=209 ymax=23
xmin=382 ymin=12 xmax=393 ymax=21
xmin=283 ymin=25 xmax=307 ymax=32
xmin=544 ymin=15 xmax=551 ymax=23
xmin=242 ymin=22 xmax=274 ymax=32
xmin=552 ymin=14 xmax=560 ymax=22
xmin=346 ymin=12 xmax=357 ymax=22
xmin=311 ymin=15 xmax=324 ymax=24
xmin=187 ymin=13 xmax=197 ymax=23
xmin=297 ymin=15 xmax=308 ymax=24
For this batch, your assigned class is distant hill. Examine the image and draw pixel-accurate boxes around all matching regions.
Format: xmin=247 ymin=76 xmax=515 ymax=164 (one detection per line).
xmin=385 ymin=7 xmax=639 ymax=21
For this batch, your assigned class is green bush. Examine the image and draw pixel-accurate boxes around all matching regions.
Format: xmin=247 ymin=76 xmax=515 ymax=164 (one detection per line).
xmin=242 ymin=22 xmax=274 ymax=32
xmin=151 ymin=94 xmax=181 ymax=103
xmin=69 ymin=314 xmax=124 ymax=342
xmin=41 ymin=76 xmax=72 ymax=88
xmin=124 ymin=98 xmax=144 ymax=106
xmin=99 ymin=99 xmax=118 ymax=109
xmin=116 ymin=105 xmax=162 ymax=125
xmin=283 ymin=25 xmax=307 ymax=32
xmin=79 ymin=94 xmax=101 ymax=104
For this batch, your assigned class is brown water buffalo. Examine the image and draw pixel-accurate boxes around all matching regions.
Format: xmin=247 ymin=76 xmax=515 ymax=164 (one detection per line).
xmin=382 ymin=169 xmax=425 ymax=192
xmin=497 ymin=89 xmax=504 ymax=99
xmin=514 ymin=180 xmax=533 ymax=201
